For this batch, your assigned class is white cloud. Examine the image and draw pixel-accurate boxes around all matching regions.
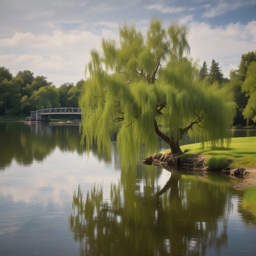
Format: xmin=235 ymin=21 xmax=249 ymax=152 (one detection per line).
xmin=202 ymin=0 xmax=256 ymax=18
xmin=146 ymin=4 xmax=185 ymax=13
xmin=0 ymin=29 xmax=110 ymax=85
xmin=0 ymin=53 xmax=87 ymax=84
xmin=0 ymin=30 xmax=101 ymax=53
xmin=188 ymin=20 xmax=256 ymax=77
xmin=180 ymin=15 xmax=194 ymax=24
xmin=1 ymin=16 xmax=256 ymax=85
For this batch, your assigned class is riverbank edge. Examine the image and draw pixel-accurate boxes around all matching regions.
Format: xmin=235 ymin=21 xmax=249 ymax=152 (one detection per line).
xmin=0 ymin=116 xmax=27 ymax=121
xmin=142 ymin=152 xmax=256 ymax=190
xmin=0 ymin=116 xmax=81 ymax=122
xmin=0 ymin=117 xmax=81 ymax=124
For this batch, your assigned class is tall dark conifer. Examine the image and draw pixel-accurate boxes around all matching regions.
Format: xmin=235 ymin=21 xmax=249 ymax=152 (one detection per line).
xmin=199 ymin=61 xmax=208 ymax=80
xmin=209 ymin=59 xmax=223 ymax=84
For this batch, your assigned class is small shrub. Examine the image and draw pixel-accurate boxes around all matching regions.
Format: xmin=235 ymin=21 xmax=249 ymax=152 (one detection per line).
xmin=206 ymin=156 xmax=229 ymax=170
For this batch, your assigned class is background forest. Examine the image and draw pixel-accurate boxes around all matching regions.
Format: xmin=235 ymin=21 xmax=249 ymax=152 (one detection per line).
xmin=199 ymin=51 xmax=256 ymax=126
xmin=0 ymin=50 xmax=255 ymax=126
xmin=0 ymin=68 xmax=85 ymax=117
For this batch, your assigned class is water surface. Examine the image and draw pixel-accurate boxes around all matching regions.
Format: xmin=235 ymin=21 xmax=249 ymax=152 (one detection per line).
xmin=0 ymin=122 xmax=256 ymax=256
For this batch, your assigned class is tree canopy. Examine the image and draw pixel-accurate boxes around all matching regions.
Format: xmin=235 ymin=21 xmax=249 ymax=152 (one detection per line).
xmin=58 ymin=83 xmax=74 ymax=107
xmin=79 ymin=17 xmax=236 ymax=165
xmin=0 ymin=67 xmax=84 ymax=116
xmin=0 ymin=67 xmax=12 ymax=83
xmin=229 ymin=51 xmax=256 ymax=125
xmin=30 ymin=85 xmax=60 ymax=109
xmin=17 ymin=70 xmax=34 ymax=88
xmin=238 ymin=51 xmax=256 ymax=81
xmin=241 ymin=61 xmax=256 ymax=122
xmin=31 ymin=76 xmax=48 ymax=91
xmin=0 ymin=77 xmax=23 ymax=115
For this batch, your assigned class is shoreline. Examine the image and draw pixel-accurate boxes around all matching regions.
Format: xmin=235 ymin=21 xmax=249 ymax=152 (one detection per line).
xmin=0 ymin=118 xmax=81 ymax=125
xmin=142 ymin=151 xmax=256 ymax=190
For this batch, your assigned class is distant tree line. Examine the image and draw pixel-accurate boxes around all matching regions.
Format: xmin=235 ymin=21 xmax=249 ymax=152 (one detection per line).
xmin=0 ymin=68 xmax=85 ymax=116
xmin=199 ymin=50 xmax=256 ymax=126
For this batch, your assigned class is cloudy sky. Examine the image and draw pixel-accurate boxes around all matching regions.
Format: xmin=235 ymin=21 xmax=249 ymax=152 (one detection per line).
xmin=0 ymin=0 xmax=256 ymax=87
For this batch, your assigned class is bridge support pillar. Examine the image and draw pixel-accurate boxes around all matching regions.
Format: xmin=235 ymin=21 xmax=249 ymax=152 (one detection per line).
xmin=30 ymin=111 xmax=36 ymax=121
xmin=30 ymin=111 xmax=50 ymax=122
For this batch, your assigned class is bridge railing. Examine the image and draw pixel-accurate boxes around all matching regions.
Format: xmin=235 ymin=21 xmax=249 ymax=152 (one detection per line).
xmin=40 ymin=107 xmax=81 ymax=114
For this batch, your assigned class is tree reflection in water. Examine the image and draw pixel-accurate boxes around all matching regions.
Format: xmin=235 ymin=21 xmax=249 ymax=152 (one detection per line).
xmin=0 ymin=122 xmax=112 ymax=170
xmin=69 ymin=165 xmax=236 ymax=256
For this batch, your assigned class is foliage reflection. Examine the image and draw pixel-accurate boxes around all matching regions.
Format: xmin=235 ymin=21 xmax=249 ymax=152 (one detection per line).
xmin=0 ymin=122 xmax=111 ymax=170
xmin=69 ymin=165 xmax=241 ymax=256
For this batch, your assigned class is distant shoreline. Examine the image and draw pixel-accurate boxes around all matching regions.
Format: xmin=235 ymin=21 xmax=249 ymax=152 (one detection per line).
xmin=0 ymin=116 xmax=81 ymax=123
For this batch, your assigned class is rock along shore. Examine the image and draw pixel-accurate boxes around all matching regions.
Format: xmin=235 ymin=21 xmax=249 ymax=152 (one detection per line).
xmin=142 ymin=152 xmax=253 ymax=179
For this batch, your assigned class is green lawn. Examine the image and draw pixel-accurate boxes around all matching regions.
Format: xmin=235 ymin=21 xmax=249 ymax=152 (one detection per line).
xmin=164 ymin=137 xmax=256 ymax=169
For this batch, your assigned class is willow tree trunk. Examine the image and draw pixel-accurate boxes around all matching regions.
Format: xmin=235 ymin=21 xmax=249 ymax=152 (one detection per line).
xmin=169 ymin=139 xmax=183 ymax=155
xmin=154 ymin=120 xmax=183 ymax=155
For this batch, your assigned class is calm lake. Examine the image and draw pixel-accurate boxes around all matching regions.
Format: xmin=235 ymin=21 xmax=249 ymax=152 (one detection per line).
xmin=1 ymin=122 xmax=256 ymax=256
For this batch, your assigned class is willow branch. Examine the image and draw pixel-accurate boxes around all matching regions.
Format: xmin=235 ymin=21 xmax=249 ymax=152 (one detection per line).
xmin=151 ymin=51 xmax=166 ymax=83
xmin=125 ymin=115 xmax=139 ymax=128
xmin=113 ymin=117 xmax=124 ymax=122
xmin=135 ymin=68 xmax=147 ymax=82
xmin=126 ymin=121 xmax=135 ymax=127
xmin=156 ymin=103 xmax=166 ymax=115
xmin=151 ymin=59 xmax=161 ymax=83
xmin=179 ymin=117 xmax=203 ymax=140
xmin=154 ymin=120 xmax=170 ymax=145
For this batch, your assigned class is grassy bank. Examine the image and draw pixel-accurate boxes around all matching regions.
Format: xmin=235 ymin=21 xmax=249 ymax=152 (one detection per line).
xmin=241 ymin=187 xmax=256 ymax=218
xmin=163 ymin=137 xmax=256 ymax=169
xmin=182 ymin=137 xmax=256 ymax=169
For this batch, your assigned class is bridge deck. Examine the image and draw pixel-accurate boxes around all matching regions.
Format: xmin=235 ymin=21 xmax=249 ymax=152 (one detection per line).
xmin=40 ymin=107 xmax=82 ymax=115
xmin=29 ymin=107 xmax=82 ymax=121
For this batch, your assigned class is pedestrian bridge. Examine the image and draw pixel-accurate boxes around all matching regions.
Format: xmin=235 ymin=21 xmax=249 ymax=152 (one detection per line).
xmin=28 ymin=107 xmax=82 ymax=121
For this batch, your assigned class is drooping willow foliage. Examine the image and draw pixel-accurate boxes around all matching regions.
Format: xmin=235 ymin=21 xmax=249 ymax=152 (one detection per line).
xmin=79 ymin=17 xmax=236 ymax=166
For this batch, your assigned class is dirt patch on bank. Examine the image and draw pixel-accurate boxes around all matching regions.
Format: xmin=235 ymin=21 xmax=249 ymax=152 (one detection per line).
xmin=233 ymin=169 xmax=256 ymax=190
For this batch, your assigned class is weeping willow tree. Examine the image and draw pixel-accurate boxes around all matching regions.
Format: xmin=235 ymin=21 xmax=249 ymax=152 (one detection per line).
xmin=79 ymin=17 xmax=236 ymax=166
